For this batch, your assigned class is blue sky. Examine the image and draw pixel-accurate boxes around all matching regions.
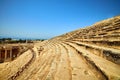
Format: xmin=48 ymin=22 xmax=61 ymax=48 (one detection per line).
xmin=0 ymin=0 xmax=120 ymax=39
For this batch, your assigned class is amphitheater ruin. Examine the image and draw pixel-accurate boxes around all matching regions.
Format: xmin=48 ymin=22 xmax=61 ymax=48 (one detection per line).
xmin=0 ymin=16 xmax=120 ymax=80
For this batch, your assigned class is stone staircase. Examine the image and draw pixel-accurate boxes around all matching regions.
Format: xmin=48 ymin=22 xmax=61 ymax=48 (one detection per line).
xmin=0 ymin=16 xmax=120 ymax=80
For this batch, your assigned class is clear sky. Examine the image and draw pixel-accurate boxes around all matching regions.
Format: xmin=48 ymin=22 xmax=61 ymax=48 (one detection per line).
xmin=0 ymin=0 xmax=120 ymax=39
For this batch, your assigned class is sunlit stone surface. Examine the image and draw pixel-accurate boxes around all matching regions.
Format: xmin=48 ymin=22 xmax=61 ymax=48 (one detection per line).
xmin=0 ymin=16 xmax=120 ymax=80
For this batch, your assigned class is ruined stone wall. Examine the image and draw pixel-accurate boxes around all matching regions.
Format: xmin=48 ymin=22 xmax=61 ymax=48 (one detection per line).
xmin=0 ymin=44 xmax=33 ymax=63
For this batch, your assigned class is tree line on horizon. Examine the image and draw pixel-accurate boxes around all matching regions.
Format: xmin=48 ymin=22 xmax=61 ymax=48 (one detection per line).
xmin=0 ymin=38 xmax=46 ymax=44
